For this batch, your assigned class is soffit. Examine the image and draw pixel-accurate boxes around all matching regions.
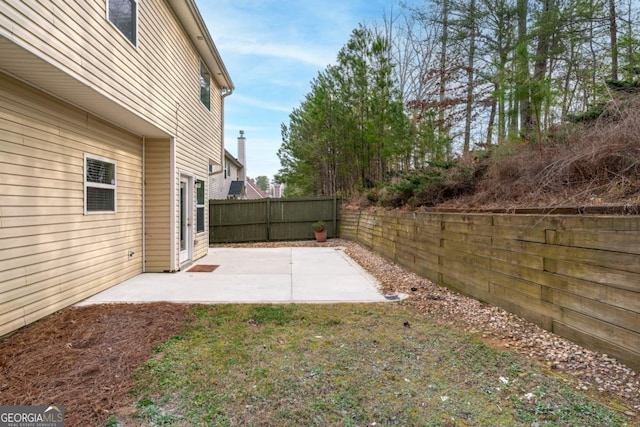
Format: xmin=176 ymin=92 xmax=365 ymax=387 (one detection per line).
xmin=0 ymin=36 xmax=170 ymax=138
xmin=224 ymin=149 xmax=243 ymax=168
xmin=168 ymin=0 xmax=234 ymax=92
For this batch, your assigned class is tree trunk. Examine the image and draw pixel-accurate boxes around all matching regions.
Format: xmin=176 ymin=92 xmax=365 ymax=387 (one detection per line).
xmin=438 ymin=0 xmax=449 ymax=145
xmin=516 ymin=0 xmax=531 ymax=139
xmin=463 ymin=0 xmax=477 ymax=153
xmin=486 ymin=92 xmax=497 ymax=146
xmin=609 ymin=0 xmax=618 ymax=81
xmin=532 ymin=0 xmax=553 ymax=143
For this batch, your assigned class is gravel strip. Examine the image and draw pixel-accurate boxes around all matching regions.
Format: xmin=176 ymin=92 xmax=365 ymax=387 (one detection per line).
xmin=222 ymin=238 xmax=639 ymax=417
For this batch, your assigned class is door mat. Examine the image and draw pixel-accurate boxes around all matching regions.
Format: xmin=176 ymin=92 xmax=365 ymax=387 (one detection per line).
xmin=187 ymin=264 xmax=219 ymax=272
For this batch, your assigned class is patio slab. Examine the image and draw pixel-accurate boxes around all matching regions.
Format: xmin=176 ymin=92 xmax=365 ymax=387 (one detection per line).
xmin=77 ymin=247 xmax=404 ymax=305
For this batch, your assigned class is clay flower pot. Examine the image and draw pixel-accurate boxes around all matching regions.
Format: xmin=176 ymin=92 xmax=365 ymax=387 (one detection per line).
xmin=311 ymin=221 xmax=327 ymax=242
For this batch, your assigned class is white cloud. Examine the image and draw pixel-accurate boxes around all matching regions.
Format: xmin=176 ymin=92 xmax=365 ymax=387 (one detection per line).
xmin=229 ymin=94 xmax=292 ymax=113
xmin=218 ymin=39 xmax=334 ymax=68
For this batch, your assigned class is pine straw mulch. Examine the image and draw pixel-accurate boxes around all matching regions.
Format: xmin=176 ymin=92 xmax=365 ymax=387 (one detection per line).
xmin=0 ymin=302 xmax=195 ymax=426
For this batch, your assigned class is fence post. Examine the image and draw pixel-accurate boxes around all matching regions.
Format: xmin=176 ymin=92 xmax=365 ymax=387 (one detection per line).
xmin=266 ymin=198 xmax=271 ymax=241
xmin=333 ymin=195 xmax=338 ymax=238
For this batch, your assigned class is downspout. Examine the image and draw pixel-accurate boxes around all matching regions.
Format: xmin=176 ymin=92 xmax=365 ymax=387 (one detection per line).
xmin=142 ymin=137 xmax=146 ymax=273
xmin=207 ymin=87 xmax=234 ymax=198
xmin=169 ymin=137 xmax=177 ymax=272
xmin=221 ymin=87 xmax=233 ymax=98
xmin=220 ymin=87 xmax=233 ymax=167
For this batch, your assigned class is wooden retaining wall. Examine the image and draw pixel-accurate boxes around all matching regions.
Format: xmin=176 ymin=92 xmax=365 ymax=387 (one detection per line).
xmin=340 ymin=209 xmax=640 ymax=371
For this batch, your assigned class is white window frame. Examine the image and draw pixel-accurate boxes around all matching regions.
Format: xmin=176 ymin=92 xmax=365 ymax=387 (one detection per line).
xmin=84 ymin=153 xmax=117 ymax=215
xmin=195 ymin=178 xmax=205 ymax=234
xmin=106 ymin=0 xmax=138 ymax=47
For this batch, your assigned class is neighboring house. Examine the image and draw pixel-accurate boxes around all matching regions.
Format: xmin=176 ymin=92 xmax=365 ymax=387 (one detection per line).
xmin=269 ymin=183 xmax=284 ymax=198
xmin=210 ymin=130 xmax=247 ymax=199
xmin=245 ymin=177 xmax=268 ymax=199
xmin=0 ymin=0 xmax=233 ymax=336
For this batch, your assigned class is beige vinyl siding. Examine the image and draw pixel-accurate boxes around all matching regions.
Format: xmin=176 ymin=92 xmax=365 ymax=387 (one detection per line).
xmin=2 ymin=0 xmax=223 ymax=159
xmin=2 ymin=0 xmax=227 ymax=297
xmin=0 ymin=73 xmax=143 ymax=336
xmin=144 ymin=139 xmax=172 ymax=272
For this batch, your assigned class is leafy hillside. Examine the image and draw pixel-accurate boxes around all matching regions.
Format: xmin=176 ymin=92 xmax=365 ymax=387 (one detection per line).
xmin=277 ymin=1 xmax=640 ymax=205
xmin=355 ymin=94 xmax=640 ymax=210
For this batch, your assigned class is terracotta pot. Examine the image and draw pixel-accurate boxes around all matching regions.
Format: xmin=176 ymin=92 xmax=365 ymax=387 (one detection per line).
xmin=314 ymin=229 xmax=327 ymax=242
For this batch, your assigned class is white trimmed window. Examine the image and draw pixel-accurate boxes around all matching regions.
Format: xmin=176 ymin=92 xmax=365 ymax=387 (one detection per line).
xmin=196 ymin=179 xmax=205 ymax=233
xmin=200 ymin=60 xmax=211 ymax=110
xmin=107 ymin=0 xmax=137 ymax=46
xmin=85 ymin=154 xmax=117 ymax=214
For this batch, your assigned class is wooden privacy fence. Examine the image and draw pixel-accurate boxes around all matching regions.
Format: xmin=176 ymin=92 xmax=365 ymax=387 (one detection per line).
xmin=340 ymin=209 xmax=640 ymax=371
xmin=209 ymin=197 xmax=340 ymax=243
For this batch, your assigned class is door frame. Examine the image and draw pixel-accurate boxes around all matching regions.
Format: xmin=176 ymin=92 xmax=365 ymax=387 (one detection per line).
xmin=179 ymin=174 xmax=193 ymax=265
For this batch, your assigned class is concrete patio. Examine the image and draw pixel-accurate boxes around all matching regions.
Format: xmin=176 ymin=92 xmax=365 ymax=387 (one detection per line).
xmin=78 ymin=247 xmax=402 ymax=305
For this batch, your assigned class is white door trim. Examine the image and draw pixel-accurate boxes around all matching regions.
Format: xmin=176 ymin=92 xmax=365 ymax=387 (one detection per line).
xmin=179 ymin=174 xmax=193 ymax=265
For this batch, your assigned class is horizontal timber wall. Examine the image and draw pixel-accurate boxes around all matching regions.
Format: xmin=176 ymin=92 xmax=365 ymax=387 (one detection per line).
xmin=340 ymin=209 xmax=640 ymax=371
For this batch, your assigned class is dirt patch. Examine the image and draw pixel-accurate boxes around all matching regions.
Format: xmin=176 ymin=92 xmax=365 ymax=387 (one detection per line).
xmin=0 ymin=303 xmax=194 ymax=426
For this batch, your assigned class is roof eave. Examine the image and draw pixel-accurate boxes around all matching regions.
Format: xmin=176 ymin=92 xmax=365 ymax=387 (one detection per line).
xmin=169 ymin=0 xmax=234 ymax=92
xmin=224 ymin=149 xmax=243 ymax=167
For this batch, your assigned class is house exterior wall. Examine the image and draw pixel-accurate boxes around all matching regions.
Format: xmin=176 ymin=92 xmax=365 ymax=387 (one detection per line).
xmin=144 ymin=139 xmax=172 ymax=272
xmin=0 ymin=0 xmax=232 ymax=333
xmin=209 ymin=172 xmax=225 ymax=200
xmin=245 ymin=178 xmax=266 ymax=199
xmin=0 ymin=73 xmax=143 ymax=336
xmin=1 ymin=0 xmax=224 ymax=149
xmin=1 ymin=0 xmax=228 ymax=269
xmin=209 ymin=153 xmax=243 ymax=199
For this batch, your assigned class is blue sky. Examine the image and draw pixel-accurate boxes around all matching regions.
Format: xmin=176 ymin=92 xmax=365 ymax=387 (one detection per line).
xmin=196 ymin=0 xmax=414 ymax=182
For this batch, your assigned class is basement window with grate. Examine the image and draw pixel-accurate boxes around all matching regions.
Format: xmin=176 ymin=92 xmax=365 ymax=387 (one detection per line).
xmin=85 ymin=154 xmax=117 ymax=214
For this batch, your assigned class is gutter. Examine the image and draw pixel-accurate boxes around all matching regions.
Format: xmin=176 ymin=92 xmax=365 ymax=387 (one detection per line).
xmin=178 ymin=0 xmax=235 ymax=91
